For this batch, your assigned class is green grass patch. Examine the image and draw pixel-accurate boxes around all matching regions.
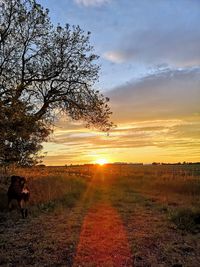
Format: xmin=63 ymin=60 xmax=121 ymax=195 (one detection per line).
xmin=169 ymin=208 xmax=200 ymax=233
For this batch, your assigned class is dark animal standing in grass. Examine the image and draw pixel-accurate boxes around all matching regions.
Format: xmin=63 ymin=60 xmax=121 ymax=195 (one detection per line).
xmin=7 ymin=176 xmax=30 ymax=219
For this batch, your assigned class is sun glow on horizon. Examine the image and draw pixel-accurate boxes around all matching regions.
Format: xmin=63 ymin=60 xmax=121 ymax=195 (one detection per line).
xmin=95 ymin=158 xmax=108 ymax=166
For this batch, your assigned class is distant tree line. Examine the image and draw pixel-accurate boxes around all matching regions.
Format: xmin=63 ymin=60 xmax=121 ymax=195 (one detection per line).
xmin=152 ymin=162 xmax=200 ymax=165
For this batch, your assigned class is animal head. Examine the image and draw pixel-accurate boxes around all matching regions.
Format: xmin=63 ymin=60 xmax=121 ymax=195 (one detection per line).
xmin=10 ymin=176 xmax=26 ymax=186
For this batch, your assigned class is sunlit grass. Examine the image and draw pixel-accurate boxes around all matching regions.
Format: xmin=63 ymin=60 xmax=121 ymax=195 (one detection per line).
xmin=0 ymin=167 xmax=91 ymax=213
xmin=0 ymin=164 xmax=200 ymax=266
xmin=1 ymin=164 xmax=200 ymax=227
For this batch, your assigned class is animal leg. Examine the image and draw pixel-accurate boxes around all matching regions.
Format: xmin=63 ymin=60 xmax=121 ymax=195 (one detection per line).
xmin=18 ymin=200 xmax=25 ymax=219
xmin=25 ymin=208 xmax=28 ymax=218
xmin=24 ymin=200 xmax=28 ymax=218
xmin=8 ymin=198 xmax=13 ymax=211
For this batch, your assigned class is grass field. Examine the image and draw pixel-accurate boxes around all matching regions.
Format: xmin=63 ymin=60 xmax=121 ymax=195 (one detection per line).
xmin=0 ymin=164 xmax=200 ymax=266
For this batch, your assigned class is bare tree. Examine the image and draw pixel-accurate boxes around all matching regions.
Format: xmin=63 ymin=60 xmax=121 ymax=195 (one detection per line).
xmin=0 ymin=0 xmax=113 ymax=166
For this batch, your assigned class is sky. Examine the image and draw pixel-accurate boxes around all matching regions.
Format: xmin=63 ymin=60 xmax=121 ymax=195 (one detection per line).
xmin=37 ymin=0 xmax=200 ymax=165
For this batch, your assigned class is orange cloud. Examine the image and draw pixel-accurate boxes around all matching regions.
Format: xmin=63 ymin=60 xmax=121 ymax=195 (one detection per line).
xmin=42 ymin=67 xmax=200 ymax=165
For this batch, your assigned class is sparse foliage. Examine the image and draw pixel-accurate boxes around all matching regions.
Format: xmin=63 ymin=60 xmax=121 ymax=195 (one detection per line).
xmin=0 ymin=0 xmax=113 ymax=166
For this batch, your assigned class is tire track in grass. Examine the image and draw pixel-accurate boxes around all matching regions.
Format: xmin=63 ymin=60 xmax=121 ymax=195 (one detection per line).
xmin=73 ymin=203 xmax=133 ymax=267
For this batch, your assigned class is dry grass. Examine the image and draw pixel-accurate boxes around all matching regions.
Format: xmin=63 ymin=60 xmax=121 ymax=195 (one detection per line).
xmin=104 ymin=164 xmax=200 ymax=233
xmin=0 ymin=166 xmax=90 ymax=214
xmin=0 ymin=164 xmax=200 ymax=266
xmin=103 ymin=164 xmax=200 ymax=208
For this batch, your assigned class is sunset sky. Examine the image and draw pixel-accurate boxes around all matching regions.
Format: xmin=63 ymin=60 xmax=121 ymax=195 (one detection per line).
xmin=38 ymin=0 xmax=200 ymax=165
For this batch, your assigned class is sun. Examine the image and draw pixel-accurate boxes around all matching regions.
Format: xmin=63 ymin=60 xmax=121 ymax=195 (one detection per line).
xmin=95 ymin=158 xmax=108 ymax=166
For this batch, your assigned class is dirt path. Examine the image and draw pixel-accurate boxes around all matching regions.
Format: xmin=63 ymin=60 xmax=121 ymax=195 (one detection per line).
xmin=73 ymin=203 xmax=133 ymax=267
xmin=73 ymin=171 xmax=133 ymax=266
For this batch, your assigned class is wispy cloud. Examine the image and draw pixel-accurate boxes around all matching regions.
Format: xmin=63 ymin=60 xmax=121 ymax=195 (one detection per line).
xmin=108 ymin=67 xmax=200 ymax=122
xmin=103 ymin=51 xmax=126 ymax=63
xmin=74 ymin=0 xmax=111 ymax=7
xmin=102 ymin=1 xmax=200 ymax=67
xmin=38 ymin=0 xmax=200 ymax=165
xmin=43 ymin=119 xmax=200 ymax=165
xmin=104 ymin=28 xmax=200 ymax=66
xmin=43 ymin=66 xmax=200 ymax=165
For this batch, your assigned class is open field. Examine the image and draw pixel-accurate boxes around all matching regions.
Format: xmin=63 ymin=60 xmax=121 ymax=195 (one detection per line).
xmin=0 ymin=164 xmax=200 ymax=266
